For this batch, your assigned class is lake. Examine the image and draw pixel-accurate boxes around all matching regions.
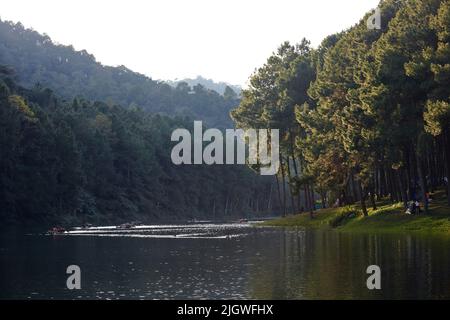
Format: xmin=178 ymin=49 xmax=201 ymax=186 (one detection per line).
xmin=1 ymin=223 xmax=449 ymax=299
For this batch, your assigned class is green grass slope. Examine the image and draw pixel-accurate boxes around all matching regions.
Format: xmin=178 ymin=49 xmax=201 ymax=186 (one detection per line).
xmin=262 ymin=190 xmax=450 ymax=235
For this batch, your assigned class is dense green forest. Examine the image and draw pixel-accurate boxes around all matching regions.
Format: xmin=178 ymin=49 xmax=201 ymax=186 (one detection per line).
xmin=0 ymin=19 xmax=238 ymax=129
xmin=0 ymin=68 xmax=274 ymax=225
xmin=232 ymin=0 xmax=450 ymax=217
xmin=0 ymin=18 xmax=278 ymax=225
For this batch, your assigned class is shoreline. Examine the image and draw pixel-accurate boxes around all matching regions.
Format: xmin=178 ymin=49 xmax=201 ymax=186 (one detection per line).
xmin=261 ymin=190 xmax=450 ymax=236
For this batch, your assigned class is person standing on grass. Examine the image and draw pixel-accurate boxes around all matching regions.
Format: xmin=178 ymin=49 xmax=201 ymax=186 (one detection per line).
xmin=415 ymin=200 xmax=421 ymax=214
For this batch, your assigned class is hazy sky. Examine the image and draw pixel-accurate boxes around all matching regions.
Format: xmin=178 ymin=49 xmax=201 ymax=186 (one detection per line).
xmin=0 ymin=0 xmax=380 ymax=85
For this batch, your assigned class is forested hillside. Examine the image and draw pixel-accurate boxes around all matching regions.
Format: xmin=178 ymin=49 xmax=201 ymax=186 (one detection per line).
xmin=0 ymin=19 xmax=278 ymax=225
xmin=166 ymin=76 xmax=242 ymax=97
xmin=0 ymin=68 xmax=273 ymax=225
xmin=232 ymin=0 xmax=450 ymax=216
xmin=0 ymin=19 xmax=237 ymax=128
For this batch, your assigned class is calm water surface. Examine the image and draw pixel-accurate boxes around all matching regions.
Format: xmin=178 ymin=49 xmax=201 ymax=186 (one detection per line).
xmin=1 ymin=223 xmax=449 ymax=299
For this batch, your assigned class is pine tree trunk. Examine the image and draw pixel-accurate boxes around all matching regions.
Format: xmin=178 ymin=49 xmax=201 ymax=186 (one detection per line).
xmin=350 ymin=173 xmax=358 ymax=204
xmin=303 ymin=184 xmax=309 ymax=212
xmin=358 ymin=181 xmax=368 ymax=217
xmin=275 ymin=175 xmax=282 ymax=216
xmin=381 ymin=164 xmax=388 ymax=198
xmin=427 ymin=141 xmax=435 ymax=192
xmin=310 ymin=185 xmax=315 ymax=212
xmin=414 ymin=146 xmax=428 ymax=214
xmin=445 ymin=129 xmax=450 ymax=206
xmin=267 ymin=182 xmax=273 ymax=212
xmin=370 ymin=187 xmax=377 ymax=210
xmin=405 ymin=146 xmax=413 ymax=200
xmin=307 ymin=184 xmax=314 ymax=219
xmin=386 ymin=167 xmax=395 ymax=203
xmin=374 ymin=167 xmax=379 ymax=198
xmin=286 ymin=158 xmax=297 ymax=214
xmin=279 ymin=155 xmax=287 ymax=217
xmin=396 ymin=169 xmax=408 ymax=208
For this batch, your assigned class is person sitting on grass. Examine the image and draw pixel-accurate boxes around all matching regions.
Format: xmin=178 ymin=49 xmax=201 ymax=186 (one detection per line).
xmin=415 ymin=200 xmax=421 ymax=214
xmin=406 ymin=201 xmax=415 ymax=215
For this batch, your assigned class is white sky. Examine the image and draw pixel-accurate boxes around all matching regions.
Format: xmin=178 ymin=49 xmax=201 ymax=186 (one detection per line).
xmin=0 ymin=0 xmax=380 ymax=86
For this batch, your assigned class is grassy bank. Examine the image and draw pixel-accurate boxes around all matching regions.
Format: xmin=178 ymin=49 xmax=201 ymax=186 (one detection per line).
xmin=262 ymin=190 xmax=450 ymax=235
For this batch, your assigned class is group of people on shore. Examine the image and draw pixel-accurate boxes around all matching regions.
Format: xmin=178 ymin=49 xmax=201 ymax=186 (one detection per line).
xmin=405 ymin=191 xmax=433 ymax=215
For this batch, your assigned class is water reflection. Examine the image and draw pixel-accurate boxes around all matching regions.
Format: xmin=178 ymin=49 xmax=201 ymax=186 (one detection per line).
xmin=249 ymin=230 xmax=450 ymax=299
xmin=0 ymin=225 xmax=449 ymax=299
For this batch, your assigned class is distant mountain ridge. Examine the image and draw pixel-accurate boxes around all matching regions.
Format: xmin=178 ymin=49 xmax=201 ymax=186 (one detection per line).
xmin=166 ymin=76 xmax=241 ymax=96
xmin=0 ymin=19 xmax=239 ymax=128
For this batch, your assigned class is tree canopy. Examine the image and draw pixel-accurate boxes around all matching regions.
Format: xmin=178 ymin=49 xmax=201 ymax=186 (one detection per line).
xmin=232 ymin=0 xmax=450 ymax=216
